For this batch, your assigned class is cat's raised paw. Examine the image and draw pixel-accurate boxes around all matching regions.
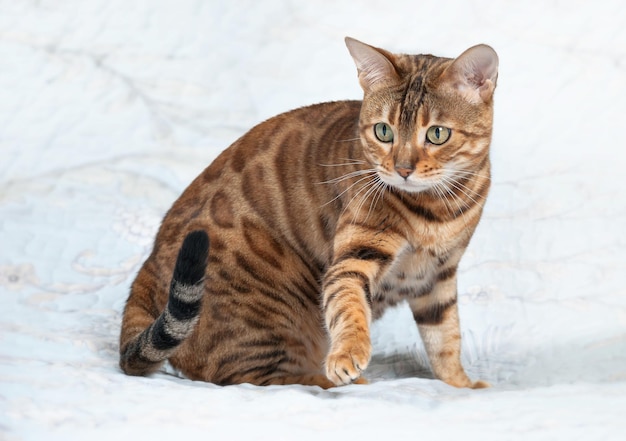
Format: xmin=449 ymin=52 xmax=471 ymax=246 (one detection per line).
xmin=325 ymin=341 xmax=371 ymax=386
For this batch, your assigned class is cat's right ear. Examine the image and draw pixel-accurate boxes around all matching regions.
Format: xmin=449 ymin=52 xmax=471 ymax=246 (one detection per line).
xmin=345 ymin=37 xmax=400 ymax=93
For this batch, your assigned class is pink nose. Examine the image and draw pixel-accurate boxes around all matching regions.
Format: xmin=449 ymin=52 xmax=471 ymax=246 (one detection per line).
xmin=395 ymin=167 xmax=413 ymax=179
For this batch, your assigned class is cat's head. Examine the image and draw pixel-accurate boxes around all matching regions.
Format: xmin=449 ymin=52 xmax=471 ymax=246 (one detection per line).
xmin=345 ymin=37 xmax=498 ymax=194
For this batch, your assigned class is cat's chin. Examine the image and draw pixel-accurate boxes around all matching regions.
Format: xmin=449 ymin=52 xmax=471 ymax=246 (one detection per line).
xmin=390 ymin=183 xmax=430 ymax=194
xmin=379 ymin=175 xmax=433 ymax=194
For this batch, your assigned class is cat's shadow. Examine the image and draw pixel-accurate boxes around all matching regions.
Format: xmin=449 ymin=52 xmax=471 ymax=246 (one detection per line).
xmin=366 ymin=351 xmax=434 ymax=382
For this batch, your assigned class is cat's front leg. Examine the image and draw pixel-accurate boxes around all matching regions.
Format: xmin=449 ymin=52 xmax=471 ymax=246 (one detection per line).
xmin=322 ymin=265 xmax=373 ymax=385
xmin=408 ymin=270 xmax=489 ymax=389
xmin=322 ymin=237 xmax=396 ymax=385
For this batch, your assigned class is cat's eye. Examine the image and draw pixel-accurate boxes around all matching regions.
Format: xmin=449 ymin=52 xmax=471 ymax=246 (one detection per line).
xmin=374 ymin=123 xmax=394 ymax=143
xmin=426 ymin=126 xmax=451 ymax=145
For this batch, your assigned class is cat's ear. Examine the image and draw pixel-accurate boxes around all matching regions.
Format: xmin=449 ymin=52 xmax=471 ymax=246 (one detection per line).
xmin=345 ymin=37 xmax=400 ymax=92
xmin=440 ymin=44 xmax=499 ymax=104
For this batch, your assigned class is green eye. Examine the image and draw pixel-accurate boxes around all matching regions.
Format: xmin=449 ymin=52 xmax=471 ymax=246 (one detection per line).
xmin=374 ymin=123 xmax=394 ymax=143
xmin=426 ymin=126 xmax=451 ymax=145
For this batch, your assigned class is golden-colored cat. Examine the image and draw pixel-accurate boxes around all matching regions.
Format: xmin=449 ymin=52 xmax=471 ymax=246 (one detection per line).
xmin=119 ymin=37 xmax=498 ymax=389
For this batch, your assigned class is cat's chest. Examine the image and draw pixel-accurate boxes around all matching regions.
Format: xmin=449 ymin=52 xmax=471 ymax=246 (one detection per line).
xmin=370 ymin=248 xmax=439 ymax=320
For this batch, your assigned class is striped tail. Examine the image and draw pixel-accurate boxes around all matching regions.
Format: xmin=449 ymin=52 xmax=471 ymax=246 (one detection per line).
xmin=120 ymin=230 xmax=209 ymax=376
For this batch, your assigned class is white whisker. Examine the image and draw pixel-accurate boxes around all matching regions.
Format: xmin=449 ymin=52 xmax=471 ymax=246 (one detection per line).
xmin=443 ymin=167 xmax=491 ymax=181
xmin=351 ymin=176 xmax=384 ymax=224
xmin=316 ymin=168 xmax=374 ymax=185
xmin=431 ymin=182 xmax=455 ymax=219
xmin=371 ymin=179 xmax=389 ymax=217
xmin=344 ymin=175 xmax=378 ymax=215
xmin=321 ymin=170 xmax=378 ymax=208
xmin=318 ymin=159 xmax=367 ymax=168
xmin=436 ymin=180 xmax=470 ymax=231
xmin=440 ymin=175 xmax=485 ymax=207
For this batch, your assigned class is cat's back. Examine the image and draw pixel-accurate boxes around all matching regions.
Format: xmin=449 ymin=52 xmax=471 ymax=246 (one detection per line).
xmin=153 ymin=99 xmax=363 ymax=270
xmin=203 ymin=99 xmax=362 ymax=183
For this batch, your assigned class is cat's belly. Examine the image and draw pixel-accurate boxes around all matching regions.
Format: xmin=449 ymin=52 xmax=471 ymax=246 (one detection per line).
xmin=370 ymin=247 xmax=438 ymax=320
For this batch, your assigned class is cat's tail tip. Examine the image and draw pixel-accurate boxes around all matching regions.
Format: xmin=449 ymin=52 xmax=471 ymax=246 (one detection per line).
xmin=174 ymin=230 xmax=210 ymax=286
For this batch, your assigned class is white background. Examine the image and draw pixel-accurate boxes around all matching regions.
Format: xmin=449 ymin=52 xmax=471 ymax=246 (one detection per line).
xmin=1 ymin=1 xmax=625 ymax=439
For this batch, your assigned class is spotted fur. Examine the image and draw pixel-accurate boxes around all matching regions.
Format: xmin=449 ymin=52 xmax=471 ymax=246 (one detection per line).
xmin=119 ymin=37 xmax=498 ymax=389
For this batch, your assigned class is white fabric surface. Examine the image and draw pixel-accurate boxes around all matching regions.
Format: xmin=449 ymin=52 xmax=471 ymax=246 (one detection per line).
xmin=1 ymin=1 xmax=625 ymax=439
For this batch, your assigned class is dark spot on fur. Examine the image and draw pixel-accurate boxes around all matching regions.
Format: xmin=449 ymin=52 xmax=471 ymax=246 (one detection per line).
xmin=412 ymin=298 xmax=457 ymax=325
xmin=437 ymin=266 xmax=457 ymax=282
xmin=210 ymin=191 xmax=235 ymax=228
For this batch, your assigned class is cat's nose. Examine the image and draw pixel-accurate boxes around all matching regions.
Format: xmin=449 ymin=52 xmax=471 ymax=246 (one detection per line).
xmin=395 ymin=166 xmax=414 ymax=179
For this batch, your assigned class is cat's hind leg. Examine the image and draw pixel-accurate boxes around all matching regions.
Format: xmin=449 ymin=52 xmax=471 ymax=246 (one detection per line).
xmin=262 ymin=374 xmax=336 ymax=389
xmin=260 ymin=373 xmax=368 ymax=388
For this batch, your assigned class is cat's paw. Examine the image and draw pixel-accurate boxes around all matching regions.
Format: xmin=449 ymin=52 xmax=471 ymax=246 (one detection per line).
xmin=438 ymin=374 xmax=490 ymax=389
xmin=470 ymin=380 xmax=490 ymax=389
xmin=325 ymin=339 xmax=371 ymax=386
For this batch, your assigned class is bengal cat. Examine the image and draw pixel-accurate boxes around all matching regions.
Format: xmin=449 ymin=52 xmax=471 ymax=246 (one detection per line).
xmin=119 ymin=37 xmax=498 ymax=389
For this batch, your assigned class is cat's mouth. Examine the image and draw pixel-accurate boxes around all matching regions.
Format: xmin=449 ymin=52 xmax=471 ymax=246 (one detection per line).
xmin=377 ymin=170 xmax=438 ymax=194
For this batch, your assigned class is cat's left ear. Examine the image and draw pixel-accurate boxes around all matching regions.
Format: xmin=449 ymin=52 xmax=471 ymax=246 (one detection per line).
xmin=440 ymin=44 xmax=499 ymax=104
